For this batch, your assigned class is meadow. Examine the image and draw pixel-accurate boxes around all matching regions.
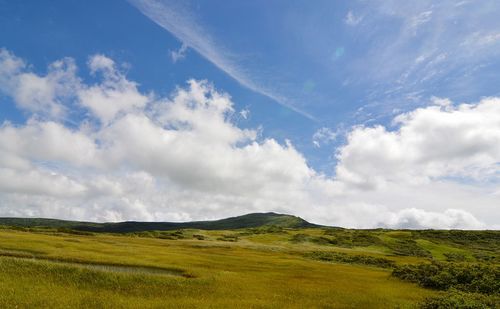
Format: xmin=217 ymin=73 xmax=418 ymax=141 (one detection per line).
xmin=0 ymin=215 xmax=498 ymax=308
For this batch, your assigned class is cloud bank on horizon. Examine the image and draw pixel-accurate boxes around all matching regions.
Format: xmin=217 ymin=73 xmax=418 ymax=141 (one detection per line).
xmin=0 ymin=48 xmax=499 ymax=229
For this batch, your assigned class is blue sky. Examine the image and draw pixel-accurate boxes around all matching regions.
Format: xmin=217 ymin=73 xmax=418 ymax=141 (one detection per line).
xmin=1 ymin=0 xmax=499 ymax=228
xmin=3 ymin=0 xmax=500 ymax=171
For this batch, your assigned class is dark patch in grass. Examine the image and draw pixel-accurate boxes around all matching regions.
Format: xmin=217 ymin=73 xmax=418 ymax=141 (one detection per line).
xmin=217 ymin=234 xmax=239 ymax=242
xmin=192 ymin=234 xmax=205 ymax=240
xmin=0 ymin=254 xmax=192 ymax=278
xmin=0 ymin=248 xmax=46 ymax=257
xmin=189 ymin=244 xmax=231 ymax=249
xmin=64 ymin=238 xmax=82 ymax=243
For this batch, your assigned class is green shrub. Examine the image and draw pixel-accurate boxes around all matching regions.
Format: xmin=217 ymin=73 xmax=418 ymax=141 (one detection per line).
xmin=444 ymin=252 xmax=466 ymax=262
xmin=392 ymin=262 xmax=500 ymax=294
xmin=419 ymin=290 xmax=500 ymax=309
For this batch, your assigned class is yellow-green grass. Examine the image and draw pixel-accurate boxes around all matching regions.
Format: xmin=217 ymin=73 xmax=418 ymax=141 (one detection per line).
xmin=0 ymin=228 xmax=437 ymax=308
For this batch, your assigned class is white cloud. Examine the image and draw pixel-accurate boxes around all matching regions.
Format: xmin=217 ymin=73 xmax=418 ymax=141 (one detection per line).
xmin=344 ymin=11 xmax=363 ymax=26
xmin=0 ymin=48 xmax=79 ymax=118
xmin=78 ymin=55 xmax=150 ymax=124
xmin=0 ymin=119 xmax=100 ymax=168
xmin=170 ymin=43 xmax=188 ymax=63
xmin=461 ymin=31 xmax=500 ymax=47
xmin=382 ymin=208 xmax=485 ymax=229
xmin=239 ymin=108 xmax=250 ymax=120
xmin=312 ymin=127 xmax=338 ymax=148
xmin=0 ymin=167 xmax=87 ymax=198
xmin=0 ymin=49 xmax=498 ymax=229
xmin=335 ymin=98 xmax=500 ymax=190
xmin=409 ymin=10 xmax=433 ymax=32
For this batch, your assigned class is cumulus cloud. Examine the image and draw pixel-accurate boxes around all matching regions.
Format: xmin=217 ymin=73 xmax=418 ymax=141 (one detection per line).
xmin=0 ymin=119 xmax=100 ymax=168
xmin=0 ymin=48 xmax=79 ymax=118
xmin=0 ymin=49 xmax=498 ymax=229
xmin=78 ymin=55 xmax=150 ymax=124
xmin=335 ymin=98 xmax=500 ymax=190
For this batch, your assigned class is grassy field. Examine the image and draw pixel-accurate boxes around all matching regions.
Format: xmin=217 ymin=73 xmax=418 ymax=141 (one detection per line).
xmin=0 ymin=222 xmax=497 ymax=308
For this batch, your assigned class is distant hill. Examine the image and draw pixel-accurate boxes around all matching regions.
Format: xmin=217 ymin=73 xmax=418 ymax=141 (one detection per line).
xmin=0 ymin=212 xmax=318 ymax=233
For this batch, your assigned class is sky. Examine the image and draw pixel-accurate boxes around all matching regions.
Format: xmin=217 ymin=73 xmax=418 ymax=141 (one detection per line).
xmin=0 ymin=0 xmax=499 ymax=228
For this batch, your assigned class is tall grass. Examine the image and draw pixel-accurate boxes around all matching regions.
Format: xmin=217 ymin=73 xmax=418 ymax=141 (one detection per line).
xmin=0 ymin=228 xmax=441 ymax=308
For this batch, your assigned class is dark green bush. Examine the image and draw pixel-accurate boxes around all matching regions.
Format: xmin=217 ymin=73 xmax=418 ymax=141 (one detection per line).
xmin=392 ymin=262 xmax=500 ymax=294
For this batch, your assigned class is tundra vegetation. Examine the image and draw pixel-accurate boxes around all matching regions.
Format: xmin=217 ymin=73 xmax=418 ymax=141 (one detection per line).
xmin=0 ymin=213 xmax=498 ymax=308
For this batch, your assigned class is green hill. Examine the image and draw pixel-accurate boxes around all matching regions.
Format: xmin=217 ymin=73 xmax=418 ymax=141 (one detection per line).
xmin=0 ymin=212 xmax=317 ymax=233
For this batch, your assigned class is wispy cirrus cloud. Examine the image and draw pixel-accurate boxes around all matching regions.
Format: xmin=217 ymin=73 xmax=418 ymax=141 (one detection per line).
xmin=128 ymin=0 xmax=316 ymax=120
xmin=344 ymin=11 xmax=363 ymax=26
xmin=170 ymin=42 xmax=188 ymax=63
xmin=346 ymin=0 xmax=500 ymax=123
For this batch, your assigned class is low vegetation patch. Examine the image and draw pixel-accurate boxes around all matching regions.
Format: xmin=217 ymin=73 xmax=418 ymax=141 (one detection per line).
xmin=239 ymin=225 xmax=287 ymax=235
xmin=128 ymin=230 xmax=186 ymax=240
xmin=393 ymin=261 xmax=500 ymax=308
xmin=322 ymin=229 xmax=382 ymax=247
xmin=443 ymin=252 xmax=467 ymax=262
xmin=387 ymin=239 xmax=432 ymax=257
xmin=305 ymin=251 xmax=396 ymax=268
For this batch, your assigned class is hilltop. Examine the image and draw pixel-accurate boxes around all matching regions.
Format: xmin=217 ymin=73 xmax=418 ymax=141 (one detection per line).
xmin=0 ymin=212 xmax=317 ymax=233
